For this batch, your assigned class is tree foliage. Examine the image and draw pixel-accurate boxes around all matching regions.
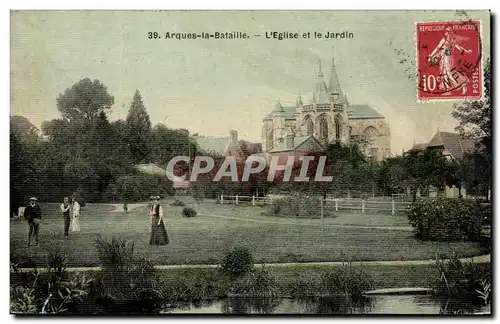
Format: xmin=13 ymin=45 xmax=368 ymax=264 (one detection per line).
xmin=10 ymin=79 xmax=188 ymax=204
xmin=126 ymin=90 xmax=152 ymax=163
xmin=452 ymin=59 xmax=491 ymax=156
xmin=56 ymin=78 xmax=114 ymax=123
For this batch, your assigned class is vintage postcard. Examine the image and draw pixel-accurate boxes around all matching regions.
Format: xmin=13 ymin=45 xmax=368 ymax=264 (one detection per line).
xmin=10 ymin=10 xmax=491 ymax=315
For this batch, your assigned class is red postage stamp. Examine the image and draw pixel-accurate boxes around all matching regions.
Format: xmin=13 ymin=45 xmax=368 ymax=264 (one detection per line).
xmin=416 ymin=20 xmax=482 ymax=101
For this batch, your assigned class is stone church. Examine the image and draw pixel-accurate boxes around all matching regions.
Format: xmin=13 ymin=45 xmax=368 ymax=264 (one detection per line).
xmin=261 ymin=56 xmax=391 ymax=161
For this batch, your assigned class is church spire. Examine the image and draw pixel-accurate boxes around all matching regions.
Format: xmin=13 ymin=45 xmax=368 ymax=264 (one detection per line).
xmin=317 ymin=59 xmax=323 ymax=77
xmin=313 ymin=59 xmax=329 ymax=103
xmin=328 ymin=51 xmax=344 ymax=100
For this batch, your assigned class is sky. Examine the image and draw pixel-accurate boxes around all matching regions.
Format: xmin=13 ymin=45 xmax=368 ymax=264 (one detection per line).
xmin=10 ymin=10 xmax=490 ymax=154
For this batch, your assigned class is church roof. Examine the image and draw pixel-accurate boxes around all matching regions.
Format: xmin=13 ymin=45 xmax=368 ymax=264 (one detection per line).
xmin=346 ymin=105 xmax=384 ymax=119
xmin=273 ymin=100 xmax=285 ymax=112
xmin=263 ymin=106 xmax=296 ymax=120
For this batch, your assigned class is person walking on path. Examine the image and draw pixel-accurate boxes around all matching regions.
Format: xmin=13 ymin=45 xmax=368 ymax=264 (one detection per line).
xmin=149 ymin=196 xmax=169 ymax=245
xmin=24 ymin=197 xmax=42 ymax=246
xmin=60 ymin=197 xmax=71 ymax=238
xmin=71 ymin=197 xmax=81 ymax=232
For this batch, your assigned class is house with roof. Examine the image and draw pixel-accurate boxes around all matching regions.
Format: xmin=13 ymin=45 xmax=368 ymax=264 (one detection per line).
xmin=261 ymin=56 xmax=391 ymax=161
xmin=412 ymin=130 xmax=479 ymax=198
xmin=193 ymin=130 xmax=245 ymax=160
xmin=425 ymin=131 xmax=477 ymax=160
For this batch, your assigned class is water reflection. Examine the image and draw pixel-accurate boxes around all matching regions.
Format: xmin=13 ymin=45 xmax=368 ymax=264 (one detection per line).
xmin=221 ymin=297 xmax=282 ymax=314
xmin=168 ymin=295 xmax=490 ymax=315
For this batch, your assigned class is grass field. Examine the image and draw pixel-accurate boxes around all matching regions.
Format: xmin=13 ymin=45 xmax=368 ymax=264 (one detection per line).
xmin=10 ymin=198 xmax=486 ymax=268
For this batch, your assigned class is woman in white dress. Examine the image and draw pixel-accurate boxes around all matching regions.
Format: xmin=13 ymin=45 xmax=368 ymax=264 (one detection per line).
xmin=71 ymin=198 xmax=81 ymax=232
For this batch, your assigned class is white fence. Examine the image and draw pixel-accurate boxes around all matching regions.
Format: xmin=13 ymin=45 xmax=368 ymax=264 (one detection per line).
xmin=219 ymin=194 xmax=411 ymax=215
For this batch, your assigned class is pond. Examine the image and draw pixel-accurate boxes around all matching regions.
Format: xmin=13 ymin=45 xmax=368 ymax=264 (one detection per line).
xmin=165 ymin=295 xmax=491 ymax=315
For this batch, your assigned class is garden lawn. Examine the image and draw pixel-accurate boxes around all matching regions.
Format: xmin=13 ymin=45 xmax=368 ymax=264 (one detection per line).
xmin=10 ymin=199 xmax=486 ymax=268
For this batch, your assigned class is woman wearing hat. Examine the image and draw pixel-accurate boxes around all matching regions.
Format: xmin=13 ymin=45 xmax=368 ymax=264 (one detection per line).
xmin=149 ymin=196 xmax=169 ymax=245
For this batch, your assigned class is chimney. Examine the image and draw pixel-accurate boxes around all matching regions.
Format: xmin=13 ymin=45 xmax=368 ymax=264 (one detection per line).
xmin=230 ymin=130 xmax=238 ymax=142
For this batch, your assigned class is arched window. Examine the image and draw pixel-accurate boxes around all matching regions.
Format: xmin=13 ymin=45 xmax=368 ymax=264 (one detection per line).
xmin=319 ymin=115 xmax=329 ymax=142
xmin=335 ymin=117 xmax=341 ymax=142
xmin=267 ymin=130 xmax=274 ymax=150
xmin=362 ymin=126 xmax=379 ymax=145
xmin=305 ymin=118 xmax=314 ymax=136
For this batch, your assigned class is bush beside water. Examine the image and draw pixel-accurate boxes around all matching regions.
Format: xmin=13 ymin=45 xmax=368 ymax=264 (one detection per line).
xmin=408 ymin=198 xmax=484 ymax=241
xmin=433 ymin=254 xmax=491 ymax=306
xmin=221 ymin=246 xmax=254 ymax=279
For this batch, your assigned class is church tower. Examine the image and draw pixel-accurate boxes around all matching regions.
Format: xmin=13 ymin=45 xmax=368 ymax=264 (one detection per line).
xmin=327 ymin=54 xmax=349 ymax=145
xmin=261 ymin=52 xmax=390 ymax=160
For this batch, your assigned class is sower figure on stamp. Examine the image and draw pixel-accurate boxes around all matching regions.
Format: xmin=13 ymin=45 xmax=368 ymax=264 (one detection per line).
xmin=71 ymin=197 xmax=81 ymax=232
xmin=428 ymin=26 xmax=472 ymax=95
xmin=149 ymin=196 xmax=169 ymax=246
xmin=25 ymin=197 xmax=42 ymax=246
xmin=60 ymin=197 xmax=71 ymax=238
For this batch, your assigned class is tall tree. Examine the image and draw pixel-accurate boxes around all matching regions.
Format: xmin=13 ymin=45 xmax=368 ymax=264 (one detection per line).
xmin=56 ymin=78 xmax=115 ymax=123
xmin=451 ymin=58 xmax=492 ymax=199
xmin=452 ymin=58 xmax=491 ymax=155
xmin=126 ymin=90 xmax=152 ymax=163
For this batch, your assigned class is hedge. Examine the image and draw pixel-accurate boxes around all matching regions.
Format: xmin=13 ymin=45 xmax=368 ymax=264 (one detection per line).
xmin=407 ymin=198 xmax=484 ymax=242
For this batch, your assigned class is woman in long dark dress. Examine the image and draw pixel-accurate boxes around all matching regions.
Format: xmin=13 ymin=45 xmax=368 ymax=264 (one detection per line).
xmin=149 ymin=196 xmax=169 ymax=245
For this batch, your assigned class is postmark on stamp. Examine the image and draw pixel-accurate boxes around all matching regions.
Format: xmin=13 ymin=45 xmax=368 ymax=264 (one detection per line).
xmin=416 ymin=20 xmax=482 ymax=101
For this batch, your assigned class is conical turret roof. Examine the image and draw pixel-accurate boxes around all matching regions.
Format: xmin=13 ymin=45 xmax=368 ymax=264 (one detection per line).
xmin=328 ymin=53 xmax=345 ymax=102
xmin=313 ymin=60 xmax=330 ymax=104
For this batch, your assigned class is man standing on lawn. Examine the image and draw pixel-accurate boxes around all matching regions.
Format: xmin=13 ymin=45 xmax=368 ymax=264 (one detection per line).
xmin=60 ymin=197 xmax=71 ymax=238
xmin=24 ymin=197 xmax=42 ymax=246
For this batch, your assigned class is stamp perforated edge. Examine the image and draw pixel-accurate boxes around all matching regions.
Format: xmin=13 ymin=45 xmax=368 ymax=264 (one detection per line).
xmin=414 ymin=19 xmax=485 ymax=104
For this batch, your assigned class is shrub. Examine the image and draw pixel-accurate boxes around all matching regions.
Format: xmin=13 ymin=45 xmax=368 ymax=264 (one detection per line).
xmin=433 ymin=254 xmax=491 ymax=305
xmin=321 ymin=262 xmax=373 ymax=301
xmin=269 ymin=195 xmax=323 ymax=218
xmin=93 ymin=236 xmax=163 ymax=313
xmin=407 ymin=198 xmax=483 ymax=241
xmin=182 ymin=207 xmax=197 ymax=218
xmin=170 ymin=199 xmax=186 ymax=207
xmin=10 ymin=249 xmax=93 ymax=314
xmin=221 ymin=246 xmax=254 ymax=279
xmin=230 ymin=265 xmax=279 ymax=298
xmin=287 ymin=272 xmax=323 ymax=299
